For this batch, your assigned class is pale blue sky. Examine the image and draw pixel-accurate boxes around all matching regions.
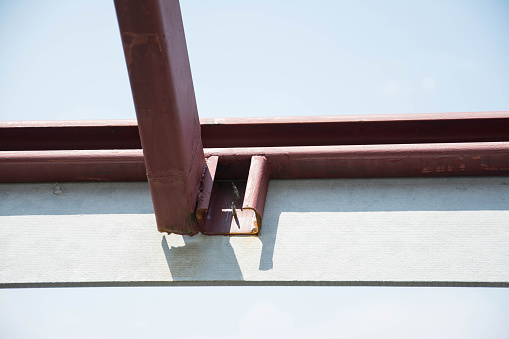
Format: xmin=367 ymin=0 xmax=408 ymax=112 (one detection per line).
xmin=1 ymin=0 xmax=509 ymax=338
xmin=1 ymin=286 xmax=509 ymax=339
xmin=0 ymin=0 xmax=508 ymax=121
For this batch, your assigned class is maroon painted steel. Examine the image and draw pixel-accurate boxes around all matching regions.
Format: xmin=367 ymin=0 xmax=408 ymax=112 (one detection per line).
xmin=0 ymin=150 xmax=145 ymax=182
xmin=206 ymin=142 xmax=509 ymax=179
xmin=243 ymin=156 xmax=270 ymax=226
xmin=196 ymin=156 xmax=218 ymax=229
xmin=115 ymin=0 xmax=205 ymax=235
xmin=0 ymin=120 xmax=140 ymax=151
xmin=199 ymin=180 xmax=250 ymax=235
xmin=200 ymin=156 xmax=271 ymax=235
xmin=201 ymin=111 xmax=509 ymax=148
xmin=2 ymin=142 xmax=509 ymax=183
xmin=2 ymin=112 xmax=509 ymax=151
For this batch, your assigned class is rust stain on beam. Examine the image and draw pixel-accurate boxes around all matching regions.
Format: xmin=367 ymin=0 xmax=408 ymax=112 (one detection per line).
xmin=115 ymin=0 xmax=204 ymax=235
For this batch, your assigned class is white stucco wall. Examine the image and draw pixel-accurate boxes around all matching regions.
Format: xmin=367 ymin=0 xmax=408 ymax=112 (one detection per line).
xmin=1 ymin=177 xmax=508 ymax=287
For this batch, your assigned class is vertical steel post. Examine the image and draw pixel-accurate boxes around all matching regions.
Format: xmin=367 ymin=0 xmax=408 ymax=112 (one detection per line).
xmin=115 ymin=0 xmax=204 ymax=235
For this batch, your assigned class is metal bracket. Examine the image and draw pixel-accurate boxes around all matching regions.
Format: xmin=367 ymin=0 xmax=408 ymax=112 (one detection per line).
xmin=196 ymin=156 xmax=270 ymax=235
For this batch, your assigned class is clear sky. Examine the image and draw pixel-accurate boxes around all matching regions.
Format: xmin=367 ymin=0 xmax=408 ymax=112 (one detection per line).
xmin=1 ymin=0 xmax=509 ymax=338
xmin=1 ymin=0 xmax=508 ymax=121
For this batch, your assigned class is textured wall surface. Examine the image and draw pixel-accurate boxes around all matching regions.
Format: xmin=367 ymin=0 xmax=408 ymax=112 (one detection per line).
xmin=1 ymin=177 xmax=508 ymax=287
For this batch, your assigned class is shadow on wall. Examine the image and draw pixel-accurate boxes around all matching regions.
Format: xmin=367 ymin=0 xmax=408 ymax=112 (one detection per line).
xmin=258 ymin=177 xmax=509 ymax=272
xmin=162 ymin=235 xmax=244 ymax=281
xmin=160 ymin=177 xmax=509 ymax=278
xmin=258 ymin=212 xmax=278 ymax=271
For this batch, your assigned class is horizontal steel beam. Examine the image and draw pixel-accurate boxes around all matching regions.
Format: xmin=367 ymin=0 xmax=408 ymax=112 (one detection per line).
xmin=0 ymin=150 xmax=146 ymax=182
xmin=0 ymin=120 xmax=141 ymax=151
xmin=201 ymin=112 xmax=509 ymax=148
xmin=2 ymin=142 xmax=509 ymax=183
xmin=2 ymin=112 xmax=509 ymax=151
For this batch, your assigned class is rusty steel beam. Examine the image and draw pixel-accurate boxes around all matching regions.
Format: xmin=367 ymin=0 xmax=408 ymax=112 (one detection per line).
xmin=2 ymin=142 xmax=509 ymax=183
xmin=2 ymin=112 xmax=509 ymax=151
xmin=115 ymin=0 xmax=205 ymax=235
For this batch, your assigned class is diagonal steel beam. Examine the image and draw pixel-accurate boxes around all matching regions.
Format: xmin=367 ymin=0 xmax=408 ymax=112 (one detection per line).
xmin=115 ymin=0 xmax=204 ymax=235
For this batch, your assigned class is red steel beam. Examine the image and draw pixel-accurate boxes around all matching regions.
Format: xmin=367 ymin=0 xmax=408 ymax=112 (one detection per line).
xmin=115 ymin=0 xmax=204 ymax=235
xmin=0 ymin=120 xmax=140 ymax=151
xmin=201 ymin=111 xmax=509 ymax=148
xmin=0 ymin=150 xmax=145 ymax=182
xmin=2 ymin=142 xmax=509 ymax=183
xmin=243 ymin=156 xmax=270 ymax=220
xmin=2 ymin=112 xmax=509 ymax=151
xmin=195 ymin=156 xmax=219 ymax=229
xmin=207 ymin=142 xmax=509 ymax=179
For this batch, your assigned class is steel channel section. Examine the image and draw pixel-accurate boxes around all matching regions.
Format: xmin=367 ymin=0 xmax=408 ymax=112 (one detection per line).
xmin=0 ymin=120 xmax=141 ymax=151
xmin=200 ymin=112 xmax=509 ymax=148
xmin=2 ymin=112 xmax=509 ymax=151
xmin=199 ymin=179 xmax=248 ymax=235
xmin=199 ymin=156 xmax=270 ymax=235
xmin=115 ymin=0 xmax=205 ymax=235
